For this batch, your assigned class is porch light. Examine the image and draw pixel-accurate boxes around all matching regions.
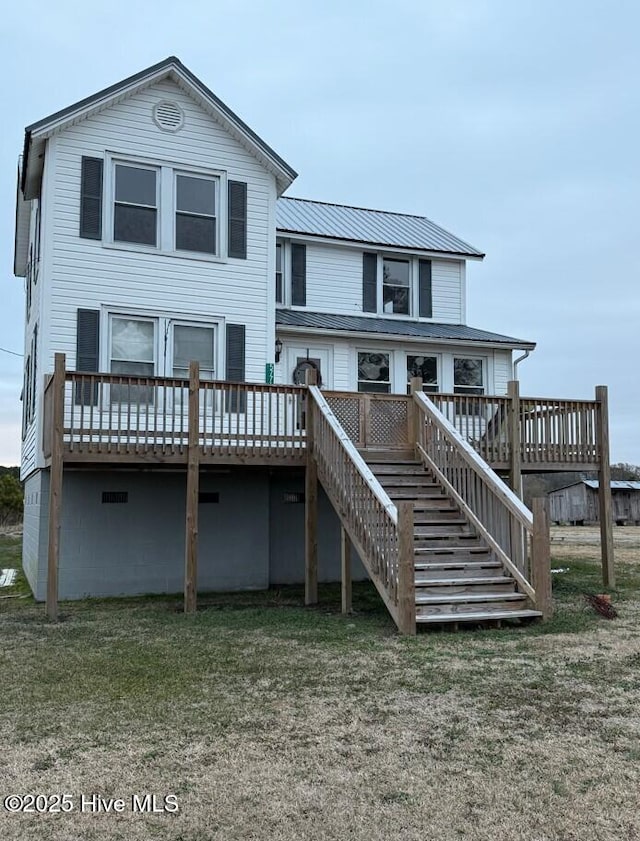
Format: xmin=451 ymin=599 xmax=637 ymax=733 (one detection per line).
xmin=275 ymin=338 xmax=283 ymax=363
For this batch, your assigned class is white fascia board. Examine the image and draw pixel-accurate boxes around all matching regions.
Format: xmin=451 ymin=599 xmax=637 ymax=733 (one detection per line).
xmin=275 ymin=324 xmax=536 ymax=351
xmin=275 ymin=230 xmax=484 ymax=261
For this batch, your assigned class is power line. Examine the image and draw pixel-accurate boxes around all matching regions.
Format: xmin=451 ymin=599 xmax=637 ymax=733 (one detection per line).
xmin=0 ymin=347 xmax=23 ymax=358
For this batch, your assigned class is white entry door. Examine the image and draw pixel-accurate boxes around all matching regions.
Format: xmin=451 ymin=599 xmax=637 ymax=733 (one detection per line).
xmin=286 ymin=345 xmax=333 ymax=389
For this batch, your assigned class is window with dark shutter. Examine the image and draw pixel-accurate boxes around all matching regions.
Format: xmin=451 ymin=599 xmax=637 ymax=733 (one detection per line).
xmin=75 ymin=309 xmax=100 ymax=405
xmin=80 ymin=157 xmax=104 ymax=240
xmin=225 ymin=324 xmax=246 ymax=412
xmin=291 ymin=243 xmax=306 ymax=306
xmin=418 ymin=259 xmax=433 ymax=318
xmin=228 ymin=181 xmax=247 ymax=259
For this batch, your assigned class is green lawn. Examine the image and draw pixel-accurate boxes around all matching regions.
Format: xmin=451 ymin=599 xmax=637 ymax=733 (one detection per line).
xmin=1 ymin=529 xmax=640 ymax=840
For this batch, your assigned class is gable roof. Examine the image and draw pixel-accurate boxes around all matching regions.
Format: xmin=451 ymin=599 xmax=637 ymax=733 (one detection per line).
xmin=276 ymin=310 xmax=534 ymax=348
xmin=276 ymin=197 xmax=484 ymax=258
xmin=21 ymin=56 xmax=297 ymax=199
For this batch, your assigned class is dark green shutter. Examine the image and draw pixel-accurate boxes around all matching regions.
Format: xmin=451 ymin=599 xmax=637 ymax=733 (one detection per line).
xmin=75 ymin=308 xmax=100 ymax=405
xmin=362 ymin=252 xmax=377 ymax=312
xmin=418 ymin=259 xmax=433 ymax=318
xmin=228 ymin=181 xmax=247 ymax=258
xmin=225 ymin=324 xmax=246 ymax=412
xmin=291 ymin=243 xmax=306 ymax=306
xmin=80 ymin=157 xmax=103 ymax=240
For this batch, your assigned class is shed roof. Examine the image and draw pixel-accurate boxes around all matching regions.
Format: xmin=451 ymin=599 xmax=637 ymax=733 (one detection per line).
xmin=550 ymin=480 xmax=640 ymax=494
xmin=276 ymin=197 xmax=484 ymax=258
xmin=276 ymin=309 xmax=534 ymax=348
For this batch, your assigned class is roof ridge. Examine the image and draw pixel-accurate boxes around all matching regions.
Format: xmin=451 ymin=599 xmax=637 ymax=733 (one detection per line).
xmin=279 ymin=195 xmax=442 ymax=223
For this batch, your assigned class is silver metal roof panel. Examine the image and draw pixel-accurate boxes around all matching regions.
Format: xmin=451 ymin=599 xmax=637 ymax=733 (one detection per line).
xmin=276 ymin=197 xmax=484 ymax=257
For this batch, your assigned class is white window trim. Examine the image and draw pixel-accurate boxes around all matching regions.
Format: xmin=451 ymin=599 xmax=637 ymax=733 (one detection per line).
xmin=379 ymin=254 xmax=414 ymax=318
xmin=173 ymin=170 xmax=221 ymax=258
xmin=452 ymin=355 xmax=487 ymax=395
xmin=103 ymin=152 xmax=228 ymax=262
xmin=275 ymin=237 xmax=291 ymax=307
xmin=102 ymin=307 xmax=226 ymax=380
xmin=405 ymin=351 xmax=441 ymax=393
xmin=355 ymin=347 xmax=393 ymax=393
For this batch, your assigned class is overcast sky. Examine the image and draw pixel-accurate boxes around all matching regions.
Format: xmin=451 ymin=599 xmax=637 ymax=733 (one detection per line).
xmin=0 ymin=0 xmax=638 ymax=465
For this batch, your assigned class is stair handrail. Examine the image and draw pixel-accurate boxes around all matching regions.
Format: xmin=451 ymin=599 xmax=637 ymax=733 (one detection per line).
xmin=309 ymin=386 xmax=412 ymax=628
xmin=413 ymin=391 xmax=536 ymax=600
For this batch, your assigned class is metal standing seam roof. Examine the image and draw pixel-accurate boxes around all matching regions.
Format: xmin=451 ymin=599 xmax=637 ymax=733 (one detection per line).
xmin=276 ymin=197 xmax=484 ymax=257
xmin=583 ymin=481 xmax=640 ymax=491
xmin=276 ymin=310 xmax=534 ymax=347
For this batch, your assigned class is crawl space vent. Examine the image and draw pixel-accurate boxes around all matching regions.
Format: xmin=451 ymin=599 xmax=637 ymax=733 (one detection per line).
xmin=283 ymin=492 xmax=305 ymax=504
xmin=153 ymin=100 xmax=185 ymax=132
xmin=102 ymin=491 xmax=128 ymax=504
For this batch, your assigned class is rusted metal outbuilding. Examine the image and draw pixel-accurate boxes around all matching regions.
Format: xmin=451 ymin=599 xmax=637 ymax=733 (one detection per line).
xmin=549 ymin=480 xmax=640 ymax=525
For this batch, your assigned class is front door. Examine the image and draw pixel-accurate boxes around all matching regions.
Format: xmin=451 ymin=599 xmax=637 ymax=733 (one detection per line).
xmin=286 ymin=345 xmax=333 ymax=389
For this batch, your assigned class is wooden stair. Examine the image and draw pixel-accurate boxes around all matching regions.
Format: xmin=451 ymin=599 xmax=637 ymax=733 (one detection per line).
xmin=366 ymin=455 xmax=543 ymax=629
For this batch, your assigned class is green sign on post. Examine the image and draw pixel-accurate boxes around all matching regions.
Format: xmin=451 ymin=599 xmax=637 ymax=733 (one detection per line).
xmin=265 ymin=363 xmax=274 ymax=384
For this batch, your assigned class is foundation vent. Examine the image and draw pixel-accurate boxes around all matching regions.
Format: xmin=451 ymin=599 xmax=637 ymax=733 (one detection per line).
xmin=102 ymin=491 xmax=128 ymax=504
xmin=283 ymin=492 xmax=305 ymax=504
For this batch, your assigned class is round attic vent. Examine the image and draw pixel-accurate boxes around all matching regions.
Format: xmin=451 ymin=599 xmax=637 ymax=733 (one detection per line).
xmin=153 ymin=100 xmax=185 ymax=132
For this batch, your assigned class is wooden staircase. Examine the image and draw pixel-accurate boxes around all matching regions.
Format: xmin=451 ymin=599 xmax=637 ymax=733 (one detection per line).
xmin=366 ymin=455 xmax=543 ymax=627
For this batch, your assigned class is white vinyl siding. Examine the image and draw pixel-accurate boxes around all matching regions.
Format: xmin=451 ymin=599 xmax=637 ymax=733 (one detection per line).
xmin=44 ymin=78 xmax=276 ymax=427
xmin=283 ymin=240 xmax=464 ymax=322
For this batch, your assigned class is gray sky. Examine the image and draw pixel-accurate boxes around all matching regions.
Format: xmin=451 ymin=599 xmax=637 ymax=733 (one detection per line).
xmin=1 ymin=0 xmax=638 ymax=465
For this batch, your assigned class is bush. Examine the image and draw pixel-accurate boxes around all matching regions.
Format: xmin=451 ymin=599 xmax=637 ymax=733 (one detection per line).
xmin=0 ymin=474 xmax=23 ymax=526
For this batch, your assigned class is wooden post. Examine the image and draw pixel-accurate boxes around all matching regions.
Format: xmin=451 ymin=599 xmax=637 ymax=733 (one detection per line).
xmin=305 ymin=367 xmax=318 ymax=605
xmin=595 ymin=385 xmax=615 ymax=588
xmin=46 ymin=353 xmax=66 ymax=622
xmin=507 ymin=380 xmax=522 ymax=497
xmin=531 ymin=497 xmax=553 ymax=620
xmin=397 ymin=501 xmax=416 ymax=635
xmin=408 ymin=376 xmax=423 ymax=450
xmin=184 ymin=361 xmax=200 ymax=614
xmin=341 ymin=526 xmax=352 ymax=614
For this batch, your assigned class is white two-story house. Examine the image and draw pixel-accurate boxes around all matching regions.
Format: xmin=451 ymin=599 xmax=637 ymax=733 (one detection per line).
xmin=15 ymin=57 xmax=608 ymax=631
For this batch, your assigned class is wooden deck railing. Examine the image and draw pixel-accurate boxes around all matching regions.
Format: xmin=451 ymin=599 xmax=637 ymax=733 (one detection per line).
xmin=413 ymin=391 xmax=547 ymax=608
xmin=50 ymin=362 xmax=307 ymax=462
xmin=309 ymin=386 xmax=415 ymax=633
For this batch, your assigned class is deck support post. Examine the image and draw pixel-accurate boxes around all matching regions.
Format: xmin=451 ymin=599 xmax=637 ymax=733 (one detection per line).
xmin=507 ymin=380 xmax=522 ymax=497
xmin=341 ymin=527 xmax=352 ymax=614
xmin=305 ymin=368 xmax=318 ymax=605
xmin=531 ymin=497 xmax=553 ymax=619
xmin=595 ymin=385 xmax=615 ymax=588
xmin=397 ymin=501 xmax=416 ymax=635
xmin=46 ymin=353 xmax=66 ymax=622
xmin=184 ymin=361 xmax=200 ymax=614
xmin=408 ymin=376 xmax=423 ymax=452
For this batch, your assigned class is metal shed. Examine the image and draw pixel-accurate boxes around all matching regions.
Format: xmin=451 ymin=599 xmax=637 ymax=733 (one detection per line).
xmin=548 ymin=480 xmax=640 ymax=525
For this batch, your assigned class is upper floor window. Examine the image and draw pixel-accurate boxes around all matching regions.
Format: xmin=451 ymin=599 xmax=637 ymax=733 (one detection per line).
xmin=454 ymin=357 xmax=484 ymax=395
xmin=363 ymin=253 xmax=432 ymax=319
xmin=175 ymin=174 xmax=217 ymax=254
xmin=383 ymin=258 xmax=410 ymax=315
xmin=275 ymin=242 xmax=283 ymax=303
xmin=114 ymin=164 xmax=158 ymax=246
xmin=80 ymin=155 xmax=247 ymax=260
xmin=275 ymin=239 xmax=306 ymax=306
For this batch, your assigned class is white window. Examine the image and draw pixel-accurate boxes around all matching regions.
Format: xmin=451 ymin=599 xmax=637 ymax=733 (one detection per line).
xmin=175 ymin=174 xmax=217 ymax=255
xmin=407 ymin=355 xmax=439 ymax=393
xmin=453 ymin=357 xmax=484 ymax=395
xmin=383 ymin=257 xmax=411 ymax=315
xmin=109 ymin=316 xmax=156 ymax=403
xmin=172 ymin=324 xmax=216 ymax=379
xmin=113 ymin=164 xmax=158 ymax=246
xmin=358 ymin=352 xmax=391 ymax=393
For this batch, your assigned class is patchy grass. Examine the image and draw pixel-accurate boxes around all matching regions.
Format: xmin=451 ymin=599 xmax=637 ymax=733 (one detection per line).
xmin=0 ymin=528 xmax=639 ymax=840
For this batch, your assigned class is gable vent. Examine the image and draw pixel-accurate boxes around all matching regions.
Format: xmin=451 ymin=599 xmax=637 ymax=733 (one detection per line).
xmin=153 ymin=100 xmax=185 ymax=132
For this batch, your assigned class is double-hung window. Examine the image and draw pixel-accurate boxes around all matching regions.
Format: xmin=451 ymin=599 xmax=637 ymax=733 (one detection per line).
xmin=407 ymin=355 xmax=439 ymax=393
xmin=357 ymin=352 xmax=391 ymax=393
xmin=453 ymin=358 xmax=484 ymax=395
xmin=113 ymin=164 xmax=158 ymax=246
xmin=109 ymin=316 xmax=156 ymax=403
xmin=275 ymin=242 xmax=283 ymax=303
xmin=175 ymin=174 xmax=217 ymax=255
xmin=382 ymin=258 xmax=411 ymax=315
xmin=172 ymin=324 xmax=216 ymax=380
